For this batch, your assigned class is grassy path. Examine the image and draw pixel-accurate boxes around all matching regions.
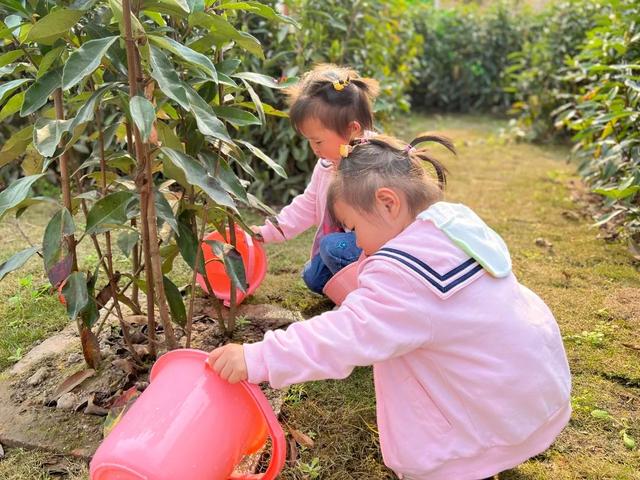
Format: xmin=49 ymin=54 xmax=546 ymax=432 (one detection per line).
xmin=1 ymin=114 xmax=638 ymax=478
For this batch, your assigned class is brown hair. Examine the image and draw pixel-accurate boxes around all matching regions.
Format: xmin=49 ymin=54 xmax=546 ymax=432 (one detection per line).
xmin=327 ymin=133 xmax=455 ymax=222
xmin=286 ymin=64 xmax=380 ymax=136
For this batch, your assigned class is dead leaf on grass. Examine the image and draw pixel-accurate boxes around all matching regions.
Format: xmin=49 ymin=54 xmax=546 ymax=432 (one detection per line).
xmin=287 ymin=437 xmax=298 ymax=464
xmin=290 ymin=429 xmax=314 ymax=448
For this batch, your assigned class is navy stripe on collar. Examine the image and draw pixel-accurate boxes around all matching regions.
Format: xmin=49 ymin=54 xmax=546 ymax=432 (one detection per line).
xmin=373 ymin=248 xmax=483 ymax=294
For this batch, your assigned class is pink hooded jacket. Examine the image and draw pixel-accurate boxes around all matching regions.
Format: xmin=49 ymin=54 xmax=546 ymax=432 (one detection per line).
xmin=244 ymin=203 xmax=571 ymax=480
xmin=258 ymin=158 xmax=335 ymax=257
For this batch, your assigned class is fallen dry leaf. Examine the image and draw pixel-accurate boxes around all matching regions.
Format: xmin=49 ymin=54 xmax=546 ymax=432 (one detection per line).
xmin=290 ymin=429 xmax=314 ymax=448
xmin=112 ymin=358 xmax=136 ymax=375
xmin=52 ymin=369 xmax=96 ymax=400
xmin=287 ymin=437 xmax=298 ymax=464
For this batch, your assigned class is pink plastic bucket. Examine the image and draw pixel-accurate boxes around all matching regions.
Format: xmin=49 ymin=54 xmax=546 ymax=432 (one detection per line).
xmin=197 ymin=226 xmax=267 ymax=307
xmin=322 ymin=261 xmax=359 ymax=306
xmin=90 ymin=349 xmax=285 ymax=480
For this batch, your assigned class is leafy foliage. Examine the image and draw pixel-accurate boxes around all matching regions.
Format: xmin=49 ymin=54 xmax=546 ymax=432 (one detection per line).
xmin=412 ymin=2 xmax=530 ymax=112
xmin=0 ymin=0 xmax=297 ymax=364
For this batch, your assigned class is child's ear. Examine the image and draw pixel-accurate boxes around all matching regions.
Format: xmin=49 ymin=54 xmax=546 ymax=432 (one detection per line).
xmin=375 ymin=188 xmax=401 ymax=217
xmin=348 ymin=121 xmax=362 ymax=137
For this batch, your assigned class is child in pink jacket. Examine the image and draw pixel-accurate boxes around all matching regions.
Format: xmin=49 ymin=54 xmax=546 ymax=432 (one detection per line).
xmin=254 ymin=64 xmax=378 ymax=294
xmin=211 ymin=134 xmax=572 ymax=480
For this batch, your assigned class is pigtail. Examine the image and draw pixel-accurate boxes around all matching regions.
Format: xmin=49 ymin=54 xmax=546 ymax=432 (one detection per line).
xmin=409 ymin=133 xmax=455 ymax=190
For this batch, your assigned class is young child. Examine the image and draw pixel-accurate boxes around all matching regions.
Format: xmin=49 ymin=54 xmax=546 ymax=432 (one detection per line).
xmin=253 ymin=63 xmax=379 ymax=294
xmin=211 ymin=134 xmax=572 ymax=480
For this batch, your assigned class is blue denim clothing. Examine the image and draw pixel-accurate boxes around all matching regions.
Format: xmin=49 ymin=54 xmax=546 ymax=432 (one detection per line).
xmin=302 ymin=232 xmax=362 ymax=294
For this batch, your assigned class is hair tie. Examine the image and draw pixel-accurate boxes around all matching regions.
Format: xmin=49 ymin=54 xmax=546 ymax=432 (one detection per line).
xmin=333 ymin=77 xmax=351 ymax=91
xmin=340 ymin=137 xmax=369 ymax=157
xmin=404 ymin=144 xmax=416 ymax=153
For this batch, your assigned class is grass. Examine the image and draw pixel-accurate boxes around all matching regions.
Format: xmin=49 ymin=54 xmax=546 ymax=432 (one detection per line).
xmin=1 ymin=113 xmax=639 ymax=478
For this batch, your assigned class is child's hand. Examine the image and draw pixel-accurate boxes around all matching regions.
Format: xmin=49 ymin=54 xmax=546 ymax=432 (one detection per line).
xmin=250 ymin=225 xmax=264 ymax=242
xmin=207 ymin=344 xmax=248 ymax=384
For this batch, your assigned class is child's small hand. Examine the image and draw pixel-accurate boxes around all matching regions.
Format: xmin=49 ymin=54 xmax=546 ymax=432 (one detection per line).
xmin=250 ymin=225 xmax=264 ymax=242
xmin=207 ymin=344 xmax=248 ymax=384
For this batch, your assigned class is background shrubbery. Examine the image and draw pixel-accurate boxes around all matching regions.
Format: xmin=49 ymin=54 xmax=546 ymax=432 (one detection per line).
xmin=1 ymin=0 xmax=639 ymax=244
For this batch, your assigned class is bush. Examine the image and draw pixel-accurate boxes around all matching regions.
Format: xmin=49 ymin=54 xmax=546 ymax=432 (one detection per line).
xmin=554 ymin=0 xmax=640 ymax=242
xmin=412 ymin=2 xmax=530 ymax=113
xmin=505 ymin=0 xmax=603 ymax=141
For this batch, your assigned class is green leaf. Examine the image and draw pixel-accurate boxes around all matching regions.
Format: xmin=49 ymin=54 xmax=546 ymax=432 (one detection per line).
xmin=0 ymin=246 xmax=39 ymax=282
xmin=240 ymin=78 xmax=264 ymax=125
xmin=0 ymin=0 xmax=30 ymax=17
xmin=68 ymin=83 xmax=114 ymax=132
xmin=205 ymin=240 xmax=246 ymax=293
xmin=590 ymin=409 xmax=611 ymax=420
xmin=25 ymin=9 xmax=84 ymax=44
xmin=622 ymin=431 xmax=636 ymax=451
xmin=85 ymin=190 xmax=138 ymax=235
xmin=141 ymin=0 xmax=190 ymax=16
xmin=162 ymin=275 xmax=186 ymax=326
xmin=593 ymin=186 xmax=640 ymax=201
xmin=212 ymin=105 xmax=260 ymax=127
xmin=155 ymin=120 xmax=183 ymax=151
xmin=117 ymin=231 xmax=139 ymax=258
xmin=0 ymin=174 xmax=44 ymax=220
xmin=33 ymin=117 xmax=71 ymax=157
xmin=218 ymin=1 xmax=298 ymax=26
xmin=129 ymin=95 xmax=155 ymax=142
xmin=233 ymin=71 xmax=296 ymax=89
xmin=188 ymin=12 xmax=263 ymax=59
xmin=0 ymin=124 xmax=33 ymax=168
xmin=62 ymin=271 xmax=89 ymax=321
xmin=62 ymin=36 xmax=119 ymax=90
xmin=0 ymin=50 xmax=24 ymax=68
xmin=184 ymin=84 xmax=232 ymax=143
xmin=20 ymin=68 xmax=62 ymax=116
xmin=108 ymin=0 xmax=145 ymax=37
xmin=200 ymin=151 xmax=247 ymax=202
xmin=161 ymin=148 xmax=235 ymax=210
xmin=42 ymin=208 xmax=75 ymax=272
xmin=236 ymin=139 xmax=286 ymax=178
xmin=0 ymin=78 xmax=30 ymax=104
xmin=148 ymin=35 xmax=217 ymax=82
xmin=149 ymin=44 xmax=189 ymax=110
xmin=154 ymin=190 xmax=178 ymax=233
xmin=176 ymin=209 xmax=204 ymax=273
xmin=0 ymin=90 xmax=24 ymax=121
xmin=36 ymin=46 xmax=64 ymax=78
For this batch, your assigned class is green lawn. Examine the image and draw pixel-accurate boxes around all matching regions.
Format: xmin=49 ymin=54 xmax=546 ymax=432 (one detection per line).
xmin=1 ymin=113 xmax=638 ymax=479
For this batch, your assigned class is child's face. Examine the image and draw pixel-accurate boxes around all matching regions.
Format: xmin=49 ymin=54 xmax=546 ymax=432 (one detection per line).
xmin=299 ymin=117 xmax=358 ymax=163
xmin=333 ymin=191 xmax=413 ymax=256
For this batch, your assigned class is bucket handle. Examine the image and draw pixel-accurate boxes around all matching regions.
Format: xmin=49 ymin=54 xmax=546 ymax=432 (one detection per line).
xmin=227 ymin=381 xmax=286 ymax=480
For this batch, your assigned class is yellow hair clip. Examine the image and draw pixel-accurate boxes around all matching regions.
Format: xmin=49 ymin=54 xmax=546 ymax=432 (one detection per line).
xmin=339 ymin=144 xmax=352 ymax=157
xmin=332 ymin=78 xmax=350 ymax=91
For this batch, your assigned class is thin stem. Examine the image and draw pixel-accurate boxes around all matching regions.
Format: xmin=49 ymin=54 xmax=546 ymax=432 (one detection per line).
xmin=53 ymin=89 xmax=78 ymax=273
xmin=185 ymin=202 xmax=209 ymax=348
xmin=123 ymin=0 xmax=177 ymax=350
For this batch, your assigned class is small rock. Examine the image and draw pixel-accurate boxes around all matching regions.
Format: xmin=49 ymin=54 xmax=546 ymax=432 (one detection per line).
xmin=135 ymin=381 xmax=149 ymax=392
xmin=535 ymin=237 xmax=553 ymax=248
xmin=0 ymin=442 xmax=5 ymax=459
xmin=27 ymin=366 xmax=49 ymax=386
xmin=562 ymin=210 xmax=580 ymax=221
xmin=56 ymin=392 xmax=78 ymax=410
xmin=66 ymin=353 xmax=83 ymax=365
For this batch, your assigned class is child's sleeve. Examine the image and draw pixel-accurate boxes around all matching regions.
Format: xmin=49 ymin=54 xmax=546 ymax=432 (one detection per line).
xmin=243 ymin=261 xmax=433 ymax=388
xmin=258 ymin=160 xmax=324 ymax=243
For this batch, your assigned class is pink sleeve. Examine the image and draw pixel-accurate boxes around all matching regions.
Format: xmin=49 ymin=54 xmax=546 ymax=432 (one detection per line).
xmin=243 ymin=261 xmax=433 ymax=388
xmin=257 ymin=160 xmax=325 ymax=243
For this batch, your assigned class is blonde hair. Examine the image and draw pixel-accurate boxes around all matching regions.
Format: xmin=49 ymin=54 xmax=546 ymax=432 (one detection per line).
xmin=286 ymin=64 xmax=380 ymax=136
xmin=328 ymin=133 xmax=455 ymax=221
